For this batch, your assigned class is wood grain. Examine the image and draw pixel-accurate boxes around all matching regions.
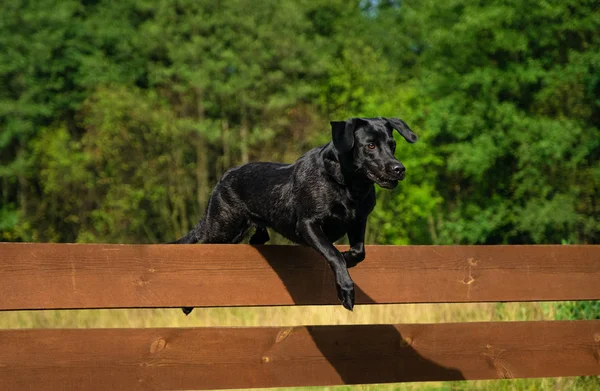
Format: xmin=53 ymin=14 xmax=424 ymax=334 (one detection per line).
xmin=0 ymin=243 xmax=599 ymax=310
xmin=0 ymin=321 xmax=598 ymax=390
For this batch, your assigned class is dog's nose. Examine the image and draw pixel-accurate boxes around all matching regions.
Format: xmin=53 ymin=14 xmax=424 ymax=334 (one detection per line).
xmin=391 ymin=163 xmax=405 ymax=178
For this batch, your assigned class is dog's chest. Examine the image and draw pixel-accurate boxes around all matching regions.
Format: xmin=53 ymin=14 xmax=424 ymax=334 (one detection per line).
xmin=326 ymin=185 xmax=374 ymax=221
xmin=320 ymin=201 xmax=357 ymax=242
xmin=329 ymin=201 xmax=357 ymax=222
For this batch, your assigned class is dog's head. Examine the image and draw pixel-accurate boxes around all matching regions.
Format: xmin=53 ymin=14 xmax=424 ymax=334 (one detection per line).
xmin=331 ymin=117 xmax=417 ymax=189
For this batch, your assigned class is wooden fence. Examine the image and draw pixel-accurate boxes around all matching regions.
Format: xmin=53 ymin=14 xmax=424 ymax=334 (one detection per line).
xmin=0 ymin=243 xmax=599 ymax=390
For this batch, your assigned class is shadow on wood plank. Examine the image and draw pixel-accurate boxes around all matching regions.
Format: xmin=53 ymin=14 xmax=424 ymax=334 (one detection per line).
xmin=255 ymin=245 xmax=465 ymax=384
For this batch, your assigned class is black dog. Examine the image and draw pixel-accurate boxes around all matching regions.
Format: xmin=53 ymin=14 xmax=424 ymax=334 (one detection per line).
xmin=172 ymin=117 xmax=417 ymax=314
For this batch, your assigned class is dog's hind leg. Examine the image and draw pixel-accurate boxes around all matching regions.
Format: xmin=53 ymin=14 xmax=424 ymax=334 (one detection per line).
xmin=181 ymin=214 xmax=250 ymax=316
xmin=201 ymin=216 xmax=251 ymax=244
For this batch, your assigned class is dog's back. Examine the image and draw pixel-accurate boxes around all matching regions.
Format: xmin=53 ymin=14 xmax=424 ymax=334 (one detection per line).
xmin=172 ymin=158 xmax=301 ymax=244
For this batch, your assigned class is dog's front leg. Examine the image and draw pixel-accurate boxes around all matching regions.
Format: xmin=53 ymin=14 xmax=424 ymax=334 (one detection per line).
xmin=297 ymin=220 xmax=355 ymax=311
xmin=343 ymin=218 xmax=367 ymax=268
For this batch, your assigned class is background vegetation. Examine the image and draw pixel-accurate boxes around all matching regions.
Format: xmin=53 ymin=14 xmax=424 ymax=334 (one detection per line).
xmin=1 ymin=0 xmax=598 ymax=389
xmin=2 ymin=0 xmax=598 ymax=245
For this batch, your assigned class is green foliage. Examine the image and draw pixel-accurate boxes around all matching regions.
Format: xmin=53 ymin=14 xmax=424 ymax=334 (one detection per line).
xmin=401 ymin=0 xmax=600 ymax=244
xmin=0 ymin=0 xmax=598 ymax=245
xmin=28 ymin=86 xmax=202 ymax=243
xmin=553 ymin=301 xmax=600 ymax=321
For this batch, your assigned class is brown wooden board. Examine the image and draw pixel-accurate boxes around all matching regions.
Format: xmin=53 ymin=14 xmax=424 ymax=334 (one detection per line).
xmin=0 ymin=321 xmax=599 ymax=390
xmin=0 ymin=243 xmax=599 ymax=310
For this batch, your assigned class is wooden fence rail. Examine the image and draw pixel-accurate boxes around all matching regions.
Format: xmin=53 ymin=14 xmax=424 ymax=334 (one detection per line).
xmin=0 ymin=243 xmax=599 ymax=390
xmin=1 ymin=243 xmax=599 ymax=309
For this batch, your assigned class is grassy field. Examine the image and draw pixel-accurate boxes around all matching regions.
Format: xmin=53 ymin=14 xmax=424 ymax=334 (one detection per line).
xmin=1 ymin=301 xmax=598 ymax=390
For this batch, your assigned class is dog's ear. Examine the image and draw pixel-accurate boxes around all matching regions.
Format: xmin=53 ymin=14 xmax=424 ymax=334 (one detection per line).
xmin=331 ymin=118 xmax=362 ymax=153
xmin=384 ymin=118 xmax=418 ymax=143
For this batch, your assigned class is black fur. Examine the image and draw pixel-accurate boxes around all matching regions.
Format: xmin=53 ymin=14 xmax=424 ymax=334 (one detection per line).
xmin=172 ymin=117 xmax=417 ymax=314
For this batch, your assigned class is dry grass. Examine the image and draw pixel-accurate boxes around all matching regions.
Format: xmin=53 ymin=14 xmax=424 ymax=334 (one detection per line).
xmin=0 ymin=302 xmax=556 ymax=329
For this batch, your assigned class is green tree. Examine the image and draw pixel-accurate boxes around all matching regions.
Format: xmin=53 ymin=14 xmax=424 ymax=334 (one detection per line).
xmin=401 ymin=0 xmax=600 ymax=244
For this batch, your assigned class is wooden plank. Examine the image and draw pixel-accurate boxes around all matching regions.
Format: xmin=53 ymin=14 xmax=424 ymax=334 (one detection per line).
xmin=0 ymin=321 xmax=598 ymax=390
xmin=0 ymin=243 xmax=598 ymax=310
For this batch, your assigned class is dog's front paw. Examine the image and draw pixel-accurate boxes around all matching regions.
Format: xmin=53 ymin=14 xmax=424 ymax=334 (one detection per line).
xmin=342 ymin=250 xmax=365 ymax=268
xmin=336 ymin=281 xmax=355 ymax=311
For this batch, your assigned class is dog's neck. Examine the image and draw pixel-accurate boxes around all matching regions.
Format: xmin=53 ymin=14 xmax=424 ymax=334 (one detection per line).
xmin=322 ymin=143 xmax=374 ymax=198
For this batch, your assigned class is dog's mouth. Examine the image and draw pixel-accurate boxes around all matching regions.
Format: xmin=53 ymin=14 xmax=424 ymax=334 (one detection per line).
xmin=366 ymin=171 xmax=400 ymax=189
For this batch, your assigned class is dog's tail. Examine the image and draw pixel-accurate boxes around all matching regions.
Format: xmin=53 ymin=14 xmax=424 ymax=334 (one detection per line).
xmin=168 ymin=218 xmax=206 ymax=244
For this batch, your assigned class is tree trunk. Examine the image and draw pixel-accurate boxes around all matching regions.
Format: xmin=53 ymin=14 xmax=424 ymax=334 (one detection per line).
xmin=195 ymin=88 xmax=209 ymax=215
xmin=241 ymin=110 xmax=249 ymax=164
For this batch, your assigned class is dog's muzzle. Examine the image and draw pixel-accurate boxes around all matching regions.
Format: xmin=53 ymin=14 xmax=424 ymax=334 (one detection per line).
xmin=366 ymin=162 xmax=406 ymax=189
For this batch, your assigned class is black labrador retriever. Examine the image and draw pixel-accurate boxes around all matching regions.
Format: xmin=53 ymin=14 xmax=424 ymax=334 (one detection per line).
xmin=171 ymin=117 xmax=417 ymax=313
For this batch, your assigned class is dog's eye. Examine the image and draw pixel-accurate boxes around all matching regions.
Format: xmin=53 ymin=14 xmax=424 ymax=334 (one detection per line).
xmin=367 ymin=143 xmax=376 ymax=150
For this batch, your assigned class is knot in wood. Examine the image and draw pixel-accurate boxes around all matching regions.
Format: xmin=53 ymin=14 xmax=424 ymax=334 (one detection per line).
xmin=150 ymin=338 xmax=167 ymax=353
xmin=134 ymin=278 xmax=150 ymax=286
xmin=276 ymin=327 xmax=293 ymax=343
xmin=400 ymin=337 xmax=413 ymax=347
